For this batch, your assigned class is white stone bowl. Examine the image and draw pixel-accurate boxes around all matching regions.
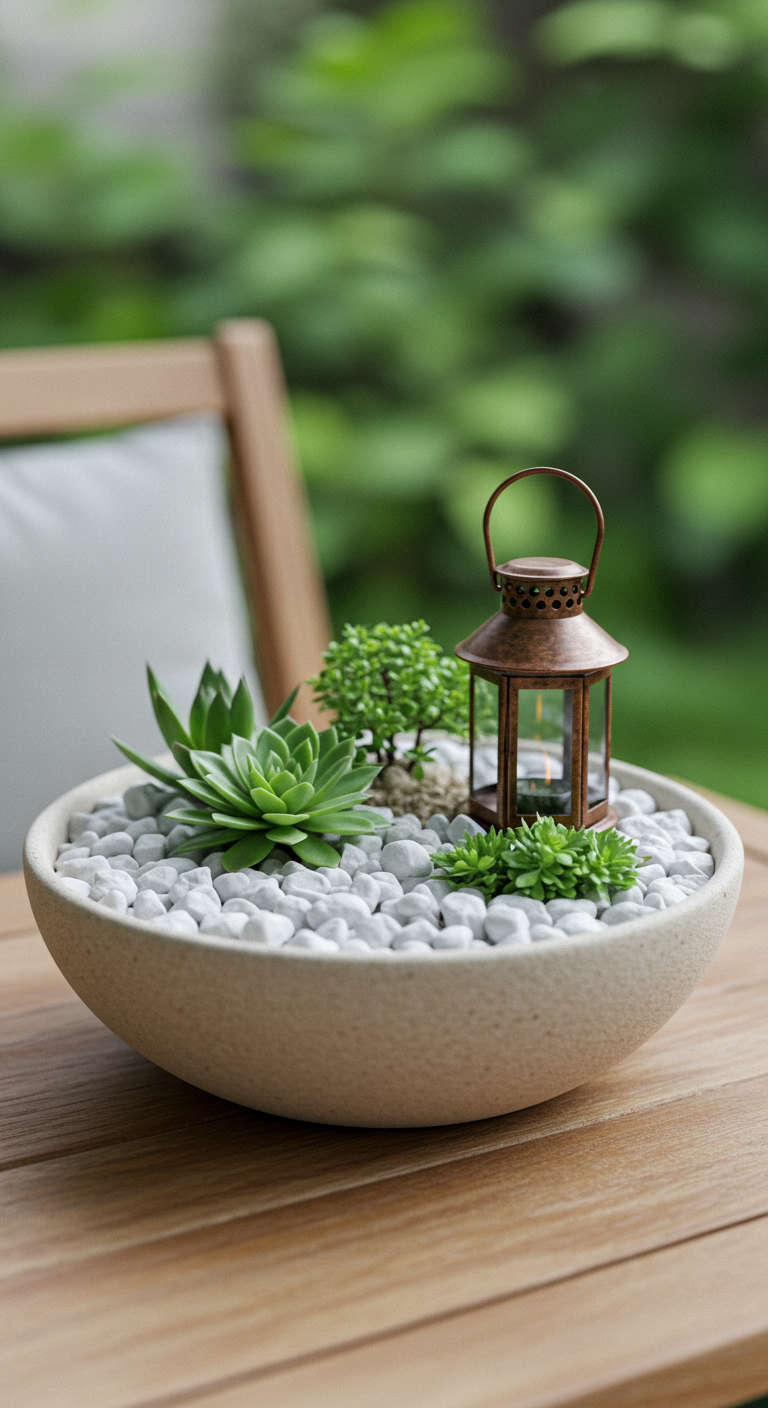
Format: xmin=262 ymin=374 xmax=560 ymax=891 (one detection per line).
xmin=24 ymin=760 xmax=743 ymax=1128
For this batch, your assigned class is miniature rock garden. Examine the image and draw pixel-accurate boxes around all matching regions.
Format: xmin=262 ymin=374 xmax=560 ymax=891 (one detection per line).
xmin=52 ymin=622 xmax=716 ymax=956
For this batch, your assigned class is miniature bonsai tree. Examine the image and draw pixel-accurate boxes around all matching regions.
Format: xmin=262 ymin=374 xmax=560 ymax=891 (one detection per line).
xmin=433 ymin=816 xmax=639 ymax=903
xmin=114 ymin=664 xmax=383 ymax=870
xmin=310 ymin=620 xmax=470 ymax=777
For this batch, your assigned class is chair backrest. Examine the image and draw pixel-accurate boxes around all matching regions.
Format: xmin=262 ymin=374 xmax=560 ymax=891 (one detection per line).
xmin=0 ymin=318 xmax=330 ymax=722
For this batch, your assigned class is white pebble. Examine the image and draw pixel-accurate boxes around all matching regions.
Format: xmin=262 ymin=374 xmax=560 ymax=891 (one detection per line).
xmin=484 ymin=907 xmax=530 ymax=945
xmin=636 ymin=863 xmax=666 ymax=886
xmin=612 ymin=789 xmax=656 ymax=817
xmin=355 ymin=834 xmax=383 ymax=857
xmin=555 ymin=913 xmax=606 ymax=935
xmin=655 ymin=808 xmax=692 ymax=836
xmin=200 ymin=913 xmax=249 ymax=939
xmin=283 ymin=869 xmax=330 ymax=898
xmin=547 ymin=897 xmax=597 ymax=920
xmin=125 ymin=817 xmax=159 ymax=839
xmin=316 ymin=918 xmax=349 ymax=944
xmin=91 ymin=831 xmax=134 ymax=857
xmin=399 ymin=919 xmax=440 ymax=945
xmin=90 ymin=869 xmax=138 ymax=904
xmin=635 ymin=843 xmax=676 ymax=871
xmin=415 ymin=829 xmax=441 ymax=852
xmin=107 ymin=854 xmax=138 ymax=873
xmin=59 ymin=854 xmax=111 ymax=882
xmin=367 ymin=871 xmax=403 ymax=904
xmin=124 ymin=783 xmax=167 ymax=819
xmin=215 ymin=872 xmax=254 ymax=902
xmin=133 ymin=890 xmax=168 ymax=920
xmin=385 ymin=818 xmax=422 ymax=843
xmin=613 ymin=884 xmax=644 ymax=906
xmin=162 ymin=910 xmax=199 ymax=935
xmin=317 ymin=866 xmax=352 ymax=890
xmin=432 ymin=925 xmax=473 ymax=950
xmin=56 ymin=845 xmax=90 ymax=863
xmin=98 ymin=889 xmax=129 ymax=915
xmin=171 ymin=887 xmax=221 ymax=923
xmin=68 ymin=811 xmax=98 ymax=841
xmin=601 ymin=901 xmax=647 ymax=925
xmin=339 ymin=937 xmax=373 ymax=953
xmin=242 ymin=912 xmax=295 ymax=945
xmin=426 ymin=813 xmax=450 ymax=841
xmin=349 ymin=873 xmax=381 ymax=910
xmin=133 ymin=833 xmax=166 ymax=866
xmin=307 ymin=893 xmax=371 ymax=928
xmin=168 ymin=867 xmax=213 ymax=902
xmin=440 ymin=890 xmax=486 ymax=938
xmin=643 ymin=892 xmax=666 ymax=911
xmin=446 ymin=813 xmax=484 ymax=844
xmin=274 ymin=894 xmax=313 ymax=926
xmin=647 ymin=879 xmax=688 ymax=904
xmin=57 ymin=877 xmax=91 ymax=900
xmin=674 ymin=834 xmax=710 ymax=853
xmin=532 ymin=924 xmax=567 ymax=941
xmin=339 ymin=843 xmax=367 ymax=874
xmin=489 ymin=894 xmax=549 ymax=924
xmin=202 ymin=851 xmax=226 ymax=879
xmin=348 ymin=913 xmax=399 ymax=948
xmin=381 ymin=893 xmax=435 ymax=923
xmin=136 ymin=864 xmax=179 ymax=894
xmin=285 ymin=930 xmax=339 ymax=952
xmin=670 ymin=855 xmax=714 ymax=878
xmin=222 ymin=897 xmax=260 ymax=916
xmin=380 ymin=840 xmax=432 ymax=880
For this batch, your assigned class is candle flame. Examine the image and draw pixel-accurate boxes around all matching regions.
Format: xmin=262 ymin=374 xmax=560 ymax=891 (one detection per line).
xmin=544 ymin=750 xmax=552 ymax=786
xmin=536 ymin=692 xmax=543 ymax=726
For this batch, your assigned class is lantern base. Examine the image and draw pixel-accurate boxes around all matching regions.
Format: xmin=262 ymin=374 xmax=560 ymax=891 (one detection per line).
xmin=469 ymin=789 xmax=618 ymax=834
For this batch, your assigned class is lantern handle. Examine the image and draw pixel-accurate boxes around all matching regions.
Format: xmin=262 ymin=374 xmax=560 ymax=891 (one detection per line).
xmin=483 ymin=465 xmax=605 ymax=596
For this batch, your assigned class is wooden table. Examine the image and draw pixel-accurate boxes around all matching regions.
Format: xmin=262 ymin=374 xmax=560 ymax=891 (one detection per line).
xmin=3 ymin=791 xmax=768 ymax=1408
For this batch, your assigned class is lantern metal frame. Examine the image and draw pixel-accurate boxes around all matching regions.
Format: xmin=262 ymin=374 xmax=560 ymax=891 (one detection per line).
xmin=456 ymin=467 xmax=628 ymax=833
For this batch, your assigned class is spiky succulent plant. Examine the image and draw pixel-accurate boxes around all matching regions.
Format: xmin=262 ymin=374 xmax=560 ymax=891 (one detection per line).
xmin=113 ymin=664 xmax=383 ymax=871
xmin=114 ymin=662 xmax=257 ymax=785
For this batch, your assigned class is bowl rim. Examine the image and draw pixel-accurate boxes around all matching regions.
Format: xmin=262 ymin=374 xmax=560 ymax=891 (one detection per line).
xmin=23 ymin=756 xmax=744 ymax=967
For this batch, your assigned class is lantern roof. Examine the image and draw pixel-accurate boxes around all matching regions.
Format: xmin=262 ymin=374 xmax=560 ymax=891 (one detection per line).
xmin=456 ymin=608 xmax=628 ymax=676
xmin=496 ymin=555 xmax=587 ymax=581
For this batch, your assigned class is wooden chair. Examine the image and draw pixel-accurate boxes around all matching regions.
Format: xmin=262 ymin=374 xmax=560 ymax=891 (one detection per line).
xmin=0 ymin=319 xmax=330 ymax=721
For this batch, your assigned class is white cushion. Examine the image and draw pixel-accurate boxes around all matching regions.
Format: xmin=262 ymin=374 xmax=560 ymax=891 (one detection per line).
xmin=0 ymin=414 xmax=261 ymax=870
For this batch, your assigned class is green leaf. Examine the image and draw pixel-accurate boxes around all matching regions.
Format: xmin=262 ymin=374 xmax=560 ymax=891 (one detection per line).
xmin=164 ymin=808 xmax=217 ymax=826
xmin=189 ymin=682 xmax=214 ymax=749
xmin=292 ymin=836 xmax=342 ymax=867
xmin=210 ymin=811 xmax=267 ymax=831
xmin=305 ymin=810 xmax=376 ymax=833
xmin=178 ymin=777 xmax=233 ymax=809
xmin=254 ymin=726 xmax=290 ymax=770
xmin=205 ymin=691 xmax=233 ymax=751
xmin=261 ymin=811 xmax=310 ymax=825
xmin=270 ymin=769 xmax=299 ymax=796
xmin=265 ymin=826 xmax=308 ymax=844
xmin=173 ymin=828 xmax=236 ymax=855
xmin=222 ymin=833 xmax=274 ymax=871
xmin=281 ymin=782 xmax=315 ymax=811
xmin=251 ymin=787 xmax=284 ymax=812
xmin=146 ymin=666 xmax=192 ymax=750
xmin=112 ymin=738 xmax=180 ymax=789
xmin=170 ymin=742 xmax=199 ymax=778
xmin=268 ymin=686 xmax=299 ymax=726
xmin=230 ymin=676 xmax=255 ymax=740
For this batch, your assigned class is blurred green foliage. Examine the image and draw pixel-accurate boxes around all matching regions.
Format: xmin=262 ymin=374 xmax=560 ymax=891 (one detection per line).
xmin=1 ymin=0 xmax=767 ymax=802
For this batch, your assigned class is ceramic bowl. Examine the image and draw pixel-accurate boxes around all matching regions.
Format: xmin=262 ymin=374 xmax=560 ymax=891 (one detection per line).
xmin=24 ymin=759 xmax=743 ymax=1127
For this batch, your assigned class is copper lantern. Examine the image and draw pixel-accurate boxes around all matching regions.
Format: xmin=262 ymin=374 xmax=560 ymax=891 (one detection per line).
xmin=456 ymin=466 xmax=628 ymax=832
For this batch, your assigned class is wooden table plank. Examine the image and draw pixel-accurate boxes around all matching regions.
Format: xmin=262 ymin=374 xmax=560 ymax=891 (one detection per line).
xmin=206 ymin=1216 xmax=768 ymax=1408
xmin=2 ymin=972 xmax=767 ymax=1277
xmin=1 ymin=787 xmax=765 ymax=1408
xmin=3 ymin=1077 xmax=768 ymax=1407
xmin=0 ymin=869 xmax=34 ymax=939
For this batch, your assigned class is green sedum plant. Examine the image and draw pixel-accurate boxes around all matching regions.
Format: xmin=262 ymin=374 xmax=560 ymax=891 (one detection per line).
xmin=310 ymin=620 xmax=470 ymax=776
xmin=114 ymin=664 xmax=383 ymax=870
xmin=433 ymin=816 xmax=639 ymax=903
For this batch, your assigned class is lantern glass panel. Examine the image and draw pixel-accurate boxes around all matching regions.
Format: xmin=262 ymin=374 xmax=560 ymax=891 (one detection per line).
xmin=516 ymin=688 xmax=573 ymax=817
xmin=588 ymin=679 xmax=608 ymax=807
xmin=471 ymin=674 xmax=499 ymax=814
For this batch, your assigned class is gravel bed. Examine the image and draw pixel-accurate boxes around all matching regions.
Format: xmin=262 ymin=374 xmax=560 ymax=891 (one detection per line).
xmin=53 ymin=752 xmax=715 ymax=955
